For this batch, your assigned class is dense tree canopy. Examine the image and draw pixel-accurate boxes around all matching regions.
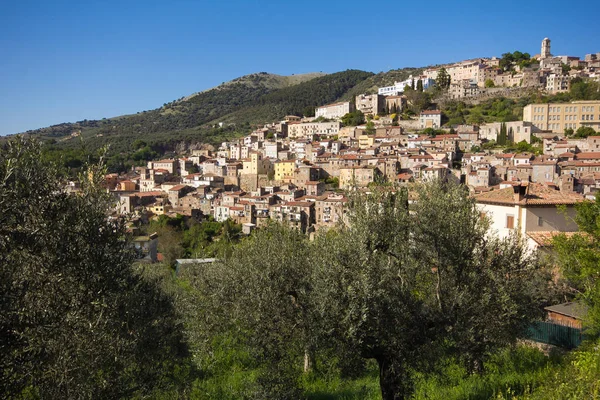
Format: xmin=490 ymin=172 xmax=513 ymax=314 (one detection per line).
xmin=0 ymin=138 xmax=189 ymax=398
xmin=188 ymin=180 xmax=551 ymax=400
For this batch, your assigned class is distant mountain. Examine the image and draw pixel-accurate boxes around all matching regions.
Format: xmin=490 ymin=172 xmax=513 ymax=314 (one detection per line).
xmin=21 ymin=72 xmax=325 ymax=142
xmin=18 ymin=68 xmax=422 ymax=154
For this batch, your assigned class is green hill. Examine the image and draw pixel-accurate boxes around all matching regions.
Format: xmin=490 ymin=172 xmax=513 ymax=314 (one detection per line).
xmin=21 ymin=70 xmax=374 ymax=154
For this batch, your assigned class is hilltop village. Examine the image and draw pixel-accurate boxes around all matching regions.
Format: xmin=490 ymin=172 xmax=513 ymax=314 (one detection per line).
xmin=94 ymin=38 xmax=600 ymax=253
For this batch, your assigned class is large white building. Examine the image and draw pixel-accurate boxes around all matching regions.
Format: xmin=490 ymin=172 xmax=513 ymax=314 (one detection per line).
xmin=378 ymin=75 xmax=435 ymax=95
xmin=315 ymin=102 xmax=354 ymax=119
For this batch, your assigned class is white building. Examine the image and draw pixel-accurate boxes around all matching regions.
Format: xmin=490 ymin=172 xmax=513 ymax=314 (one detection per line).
xmin=378 ymin=75 xmax=435 ymax=95
xmin=475 ymin=183 xmax=582 ymax=250
xmin=315 ymin=102 xmax=354 ymax=120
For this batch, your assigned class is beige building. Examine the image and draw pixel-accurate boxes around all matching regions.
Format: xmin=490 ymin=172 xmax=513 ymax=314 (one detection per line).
xmin=339 ymin=165 xmax=380 ymax=189
xmin=523 ymin=101 xmax=600 ymax=133
xmin=385 ymin=95 xmax=407 ymax=113
xmin=479 ymin=121 xmax=535 ymax=143
xmin=148 ymin=159 xmax=177 ymax=174
xmin=242 ymin=152 xmax=272 ymax=175
xmin=355 ymin=94 xmax=385 ymax=116
xmin=425 ymin=60 xmax=486 ymax=86
xmin=419 ymin=110 xmax=442 ymax=129
xmin=449 ymin=80 xmax=480 ymax=98
xmin=315 ymin=193 xmax=348 ymax=230
xmin=287 ymin=121 xmax=342 ymax=139
xmin=315 ymin=102 xmax=354 ymax=120
xmin=545 ymin=73 xmax=570 ymax=93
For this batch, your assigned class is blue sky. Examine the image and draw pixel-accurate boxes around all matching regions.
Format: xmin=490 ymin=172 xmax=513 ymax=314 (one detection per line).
xmin=1 ymin=0 xmax=599 ymax=135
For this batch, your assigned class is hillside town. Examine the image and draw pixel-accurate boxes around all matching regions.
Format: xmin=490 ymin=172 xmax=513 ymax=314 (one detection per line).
xmin=96 ymin=38 xmax=600 ymax=255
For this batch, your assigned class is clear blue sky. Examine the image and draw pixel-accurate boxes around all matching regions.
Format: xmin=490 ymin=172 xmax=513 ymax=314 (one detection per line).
xmin=1 ymin=0 xmax=599 ymax=135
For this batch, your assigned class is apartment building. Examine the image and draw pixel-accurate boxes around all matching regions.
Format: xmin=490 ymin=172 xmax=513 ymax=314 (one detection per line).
xmin=355 ymin=94 xmax=385 ymax=116
xmin=274 ymin=160 xmax=296 ymax=181
xmin=378 ymin=75 xmax=435 ymax=95
xmin=315 ymin=102 xmax=354 ymax=120
xmin=425 ymin=60 xmax=487 ymax=86
xmin=545 ymin=73 xmax=570 ymax=93
xmin=523 ymin=101 xmax=600 ymax=133
xmin=287 ymin=121 xmax=342 ymax=139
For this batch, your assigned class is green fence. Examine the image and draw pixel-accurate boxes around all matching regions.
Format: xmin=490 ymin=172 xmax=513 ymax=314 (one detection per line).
xmin=525 ymin=321 xmax=584 ymax=349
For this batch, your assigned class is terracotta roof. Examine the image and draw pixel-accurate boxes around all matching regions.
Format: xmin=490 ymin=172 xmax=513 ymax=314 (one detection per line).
xmin=527 ymin=231 xmax=582 ymax=247
xmin=575 ymin=152 xmax=600 ymax=160
xmin=475 ymin=183 xmax=584 ymax=206
xmin=420 ymin=110 xmax=441 ymax=115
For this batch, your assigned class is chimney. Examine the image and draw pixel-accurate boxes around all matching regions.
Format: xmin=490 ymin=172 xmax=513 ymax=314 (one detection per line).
xmin=513 ymin=183 xmax=526 ymax=203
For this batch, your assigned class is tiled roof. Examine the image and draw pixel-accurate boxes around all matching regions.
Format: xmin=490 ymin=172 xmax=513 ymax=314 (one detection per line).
xmin=575 ymin=152 xmax=600 ymax=160
xmin=475 ymin=183 xmax=584 ymax=206
xmin=527 ymin=231 xmax=580 ymax=247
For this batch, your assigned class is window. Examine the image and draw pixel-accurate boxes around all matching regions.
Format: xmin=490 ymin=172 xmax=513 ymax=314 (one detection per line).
xmin=506 ymin=215 xmax=514 ymax=229
xmin=538 ymin=216 xmax=543 ymax=227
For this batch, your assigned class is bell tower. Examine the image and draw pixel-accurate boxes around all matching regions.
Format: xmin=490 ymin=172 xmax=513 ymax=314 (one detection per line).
xmin=541 ymin=37 xmax=551 ymax=59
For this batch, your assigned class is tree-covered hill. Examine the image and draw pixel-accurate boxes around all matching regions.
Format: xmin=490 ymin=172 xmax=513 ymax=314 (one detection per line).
xmin=16 ymin=70 xmax=373 ymax=154
xmin=213 ymin=69 xmax=374 ymax=125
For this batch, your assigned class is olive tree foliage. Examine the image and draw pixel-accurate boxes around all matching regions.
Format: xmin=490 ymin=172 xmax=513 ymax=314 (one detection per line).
xmin=311 ymin=181 xmax=549 ymax=400
xmin=553 ymin=197 xmax=600 ymax=336
xmin=0 ymin=138 xmax=189 ymax=399
xmin=182 ymin=223 xmax=313 ymax=399
xmin=186 ymin=180 xmax=550 ymax=400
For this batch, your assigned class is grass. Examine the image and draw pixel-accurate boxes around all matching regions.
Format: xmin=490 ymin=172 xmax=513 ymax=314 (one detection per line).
xmin=302 ymin=361 xmax=381 ymax=400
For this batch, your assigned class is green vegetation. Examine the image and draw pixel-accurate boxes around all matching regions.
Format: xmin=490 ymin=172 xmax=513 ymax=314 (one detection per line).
xmin=185 ymin=182 xmax=551 ymax=399
xmin=404 ymin=87 xmax=433 ymax=113
xmin=443 ymin=97 xmax=523 ymax=125
xmin=341 ymin=110 xmax=366 ymax=126
xmin=0 ymin=138 xmax=191 ymax=398
xmin=499 ymin=51 xmax=532 ymax=72
xmin=146 ymin=214 xmax=243 ymax=266
xmin=497 ymin=122 xmax=508 ymax=145
xmin=566 ymin=126 xmax=597 ymax=138
xmin=19 ymin=70 xmax=372 ymax=169
xmin=436 ymin=67 xmax=450 ymax=90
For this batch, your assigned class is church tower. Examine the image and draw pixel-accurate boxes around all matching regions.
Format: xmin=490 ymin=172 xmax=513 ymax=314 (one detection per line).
xmin=541 ymin=37 xmax=551 ymax=59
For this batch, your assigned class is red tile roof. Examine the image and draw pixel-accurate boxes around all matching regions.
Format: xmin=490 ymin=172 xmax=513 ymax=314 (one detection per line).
xmin=475 ymin=183 xmax=584 ymax=206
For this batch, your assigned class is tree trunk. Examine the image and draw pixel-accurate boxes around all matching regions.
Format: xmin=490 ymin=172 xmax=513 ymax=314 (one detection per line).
xmin=303 ymin=346 xmax=315 ymax=373
xmin=377 ymin=356 xmax=411 ymax=400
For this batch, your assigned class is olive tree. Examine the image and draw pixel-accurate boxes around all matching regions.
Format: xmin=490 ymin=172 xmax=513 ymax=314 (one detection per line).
xmin=0 ymin=138 xmax=188 ymax=398
xmin=182 ymin=223 xmax=314 ymax=399
xmin=312 ymin=181 xmax=549 ymax=399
